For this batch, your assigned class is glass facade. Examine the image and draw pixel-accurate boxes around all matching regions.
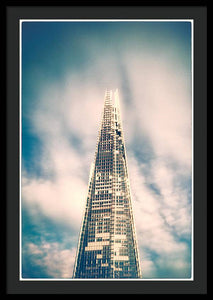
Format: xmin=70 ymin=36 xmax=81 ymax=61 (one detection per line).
xmin=73 ymin=90 xmax=142 ymax=278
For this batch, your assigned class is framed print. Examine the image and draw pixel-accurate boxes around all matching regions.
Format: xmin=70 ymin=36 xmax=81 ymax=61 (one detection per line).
xmin=6 ymin=4 xmax=207 ymax=294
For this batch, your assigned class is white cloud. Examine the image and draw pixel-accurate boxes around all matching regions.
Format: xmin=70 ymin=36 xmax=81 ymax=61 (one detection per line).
xmin=24 ymin=242 xmax=76 ymax=278
xmin=123 ymin=53 xmax=192 ymax=170
xmin=141 ymin=259 xmax=157 ymax=278
xmin=128 ymin=153 xmax=191 ymax=277
xmin=22 ymin=175 xmax=86 ymax=230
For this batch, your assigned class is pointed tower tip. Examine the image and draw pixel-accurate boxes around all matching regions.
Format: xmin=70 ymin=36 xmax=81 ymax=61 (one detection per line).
xmin=105 ymin=88 xmax=112 ymax=95
xmin=104 ymin=89 xmax=112 ymax=106
xmin=114 ymin=88 xmax=120 ymax=109
xmin=104 ymin=89 xmax=120 ymax=107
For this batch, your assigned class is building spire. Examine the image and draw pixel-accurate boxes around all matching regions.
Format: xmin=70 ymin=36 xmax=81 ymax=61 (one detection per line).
xmin=104 ymin=88 xmax=112 ymax=106
xmin=114 ymin=88 xmax=119 ymax=109
xmin=73 ymin=89 xmax=142 ymax=279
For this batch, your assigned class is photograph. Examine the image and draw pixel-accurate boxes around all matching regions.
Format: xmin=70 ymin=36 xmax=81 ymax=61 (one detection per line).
xmin=20 ymin=20 xmax=193 ymax=280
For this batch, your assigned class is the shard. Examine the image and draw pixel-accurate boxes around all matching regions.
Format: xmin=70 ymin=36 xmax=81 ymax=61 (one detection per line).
xmin=73 ymin=89 xmax=142 ymax=279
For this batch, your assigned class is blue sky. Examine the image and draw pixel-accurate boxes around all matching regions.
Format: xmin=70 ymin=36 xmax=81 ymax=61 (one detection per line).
xmin=21 ymin=20 xmax=192 ymax=279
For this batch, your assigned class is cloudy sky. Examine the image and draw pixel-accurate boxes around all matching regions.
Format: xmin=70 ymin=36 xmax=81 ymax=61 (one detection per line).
xmin=21 ymin=20 xmax=192 ymax=279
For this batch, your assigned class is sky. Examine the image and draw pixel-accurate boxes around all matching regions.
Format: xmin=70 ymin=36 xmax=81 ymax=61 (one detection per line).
xmin=21 ymin=20 xmax=192 ymax=279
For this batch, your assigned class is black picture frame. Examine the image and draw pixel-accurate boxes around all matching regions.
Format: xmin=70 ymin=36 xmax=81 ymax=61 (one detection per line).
xmin=5 ymin=3 xmax=207 ymax=295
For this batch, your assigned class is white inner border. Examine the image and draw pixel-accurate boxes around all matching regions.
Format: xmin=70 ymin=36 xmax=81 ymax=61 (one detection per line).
xmin=19 ymin=19 xmax=194 ymax=282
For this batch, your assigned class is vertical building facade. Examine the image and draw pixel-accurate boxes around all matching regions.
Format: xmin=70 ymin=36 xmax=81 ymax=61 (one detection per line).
xmin=73 ymin=90 xmax=141 ymax=279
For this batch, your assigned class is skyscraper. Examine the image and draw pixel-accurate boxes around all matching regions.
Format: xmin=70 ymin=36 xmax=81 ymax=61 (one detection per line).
xmin=73 ymin=89 xmax=142 ymax=279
